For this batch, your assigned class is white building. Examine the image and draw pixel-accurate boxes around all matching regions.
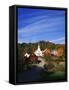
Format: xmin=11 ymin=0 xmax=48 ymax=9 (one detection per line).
xmin=34 ymin=43 xmax=43 ymax=57
xmin=51 ymin=50 xmax=58 ymax=56
xmin=24 ymin=53 xmax=30 ymax=58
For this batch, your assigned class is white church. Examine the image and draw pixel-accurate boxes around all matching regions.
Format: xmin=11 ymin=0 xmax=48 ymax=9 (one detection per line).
xmin=34 ymin=43 xmax=43 ymax=57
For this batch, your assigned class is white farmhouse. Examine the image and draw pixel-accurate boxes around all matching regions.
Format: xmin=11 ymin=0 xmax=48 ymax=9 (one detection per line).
xmin=24 ymin=53 xmax=30 ymax=58
xmin=51 ymin=50 xmax=58 ymax=56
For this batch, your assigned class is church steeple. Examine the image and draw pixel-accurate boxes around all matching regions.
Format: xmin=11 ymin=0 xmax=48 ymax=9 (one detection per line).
xmin=34 ymin=42 xmax=43 ymax=57
xmin=38 ymin=43 xmax=41 ymax=51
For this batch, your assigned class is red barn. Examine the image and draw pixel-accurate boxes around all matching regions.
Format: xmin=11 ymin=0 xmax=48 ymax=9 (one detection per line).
xmin=29 ymin=54 xmax=38 ymax=62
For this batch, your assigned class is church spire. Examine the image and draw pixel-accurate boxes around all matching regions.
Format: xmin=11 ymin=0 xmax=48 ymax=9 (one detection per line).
xmin=38 ymin=43 xmax=41 ymax=51
xmin=34 ymin=42 xmax=43 ymax=57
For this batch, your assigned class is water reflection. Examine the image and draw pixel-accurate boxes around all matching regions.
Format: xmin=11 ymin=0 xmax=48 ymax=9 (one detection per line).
xmin=17 ymin=66 xmax=43 ymax=82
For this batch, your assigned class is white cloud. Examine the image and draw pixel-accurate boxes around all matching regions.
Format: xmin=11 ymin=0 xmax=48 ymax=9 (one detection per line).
xmin=51 ymin=37 xmax=65 ymax=43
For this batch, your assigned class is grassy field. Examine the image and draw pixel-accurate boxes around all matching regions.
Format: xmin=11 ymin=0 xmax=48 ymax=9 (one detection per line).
xmin=39 ymin=70 xmax=65 ymax=81
xmin=39 ymin=60 xmax=65 ymax=81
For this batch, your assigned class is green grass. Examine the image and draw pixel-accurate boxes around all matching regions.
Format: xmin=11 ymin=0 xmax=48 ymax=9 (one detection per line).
xmin=40 ymin=70 xmax=65 ymax=81
xmin=49 ymin=71 xmax=65 ymax=80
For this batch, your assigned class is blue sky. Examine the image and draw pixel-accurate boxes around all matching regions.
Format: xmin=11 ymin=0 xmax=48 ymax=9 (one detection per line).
xmin=18 ymin=8 xmax=65 ymax=44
